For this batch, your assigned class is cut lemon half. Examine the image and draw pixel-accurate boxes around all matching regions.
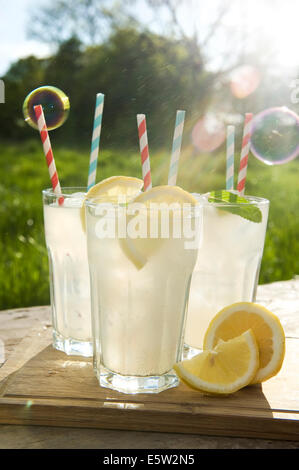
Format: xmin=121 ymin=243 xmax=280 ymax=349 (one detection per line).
xmin=174 ymin=330 xmax=259 ymax=395
xmin=120 ymin=185 xmax=199 ymax=269
xmin=80 ymin=176 xmax=143 ymax=231
xmin=203 ymin=302 xmax=285 ymax=384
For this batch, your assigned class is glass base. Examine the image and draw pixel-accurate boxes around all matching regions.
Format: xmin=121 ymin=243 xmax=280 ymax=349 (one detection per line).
xmin=53 ymin=330 xmax=93 ymax=357
xmin=97 ymin=365 xmax=179 ymax=394
xmin=182 ymin=343 xmax=202 ymax=360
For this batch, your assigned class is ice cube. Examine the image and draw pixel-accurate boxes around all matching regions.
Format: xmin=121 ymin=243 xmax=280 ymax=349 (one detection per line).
xmin=61 ymin=192 xmax=86 ymax=208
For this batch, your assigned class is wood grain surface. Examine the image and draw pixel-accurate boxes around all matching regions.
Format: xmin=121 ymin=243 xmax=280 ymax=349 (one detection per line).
xmin=0 ymin=279 xmax=298 ymax=448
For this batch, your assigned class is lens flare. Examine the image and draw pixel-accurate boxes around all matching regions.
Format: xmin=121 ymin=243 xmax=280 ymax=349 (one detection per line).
xmin=23 ymin=86 xmax=70 ymax=131
xmin=250 ymin=107 xmax=299 ymax=165
xmin=230 ymin=65 xmax=260 ymax=99
xmin=191 ymin=114 xmax=226 ymax=152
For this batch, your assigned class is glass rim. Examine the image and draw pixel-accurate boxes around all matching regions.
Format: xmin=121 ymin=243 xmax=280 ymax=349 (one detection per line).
xmin=193 ymin=192 xmax=269 ymax=207
xmin=42 ymin=187 xmax=87 ymax=198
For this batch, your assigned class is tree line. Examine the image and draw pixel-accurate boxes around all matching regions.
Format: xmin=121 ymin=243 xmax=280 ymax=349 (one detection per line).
xmin=0 ymin=28 xmax=214 ymax=149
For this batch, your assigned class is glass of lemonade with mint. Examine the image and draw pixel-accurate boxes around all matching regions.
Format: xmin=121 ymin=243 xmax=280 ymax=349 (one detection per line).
xmin=184 ymin=191 xmax=269 ymax=354
xmin=43 ymin=187 xmax=92 ymax=357
xmin=85 ymin=186 xmax=201 ymax=394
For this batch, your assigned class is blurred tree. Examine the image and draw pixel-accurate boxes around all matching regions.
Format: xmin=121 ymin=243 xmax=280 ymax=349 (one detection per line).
xmin=0 ymin=56 xmax=48 ymax=140
xmin=27 ymin=0 xmax=236 ymax=75
xmin=27 ymin=0 xmax=135 ymax=45
xmin=0 ymin=28 xmax=213 ymax=147
xmin=26 ymin=0 xmax=242 ymax=131
xmin=26 ymin=0 xmax=228 ymax=142
xmin=46 ymin=37 xmax=83 ymax=91
xmin=3 ymin=0 xmax=295 ymax=148
xmin=25 ymin=0 xmax=299 ymax=121
xmin=73 ymin=27 xmax=214 ymax=148
xmin=145 ymin=0 xmax=231 ymax=70
xmin=45 ymin=37 xmax=85 ymax=143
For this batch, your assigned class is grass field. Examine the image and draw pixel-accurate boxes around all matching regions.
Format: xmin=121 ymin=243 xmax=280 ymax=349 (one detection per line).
xmin=1 ymin=139 xmax=298 ymax=310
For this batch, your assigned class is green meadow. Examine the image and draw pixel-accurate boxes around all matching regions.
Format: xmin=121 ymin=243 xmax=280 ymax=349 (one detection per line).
xmin=1 ymin=139 xmax=298 ymax=311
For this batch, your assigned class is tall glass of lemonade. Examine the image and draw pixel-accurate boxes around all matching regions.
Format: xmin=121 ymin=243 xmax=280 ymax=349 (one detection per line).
xmin=43 ymin=187 xmax=92 ymax=357
xmin=85 ymin=186 xmax=201 ymax=394
xmin=184 ymin=191 xmax=269 ymax=355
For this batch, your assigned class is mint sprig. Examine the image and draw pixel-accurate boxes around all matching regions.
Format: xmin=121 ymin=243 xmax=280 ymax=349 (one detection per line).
xmin=208 ymin=190 xmax=262 ymax=223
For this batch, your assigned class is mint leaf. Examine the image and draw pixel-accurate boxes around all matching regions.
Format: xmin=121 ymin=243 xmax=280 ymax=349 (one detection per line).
xmin=208 ymin=190 xmax=262 ymax=223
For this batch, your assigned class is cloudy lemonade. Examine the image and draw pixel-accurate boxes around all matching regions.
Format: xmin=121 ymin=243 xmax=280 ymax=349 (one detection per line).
xmin=185 ymin=193 xmax=269 ymax=351
xmin=43 ymin=189 xmax=92 ymax=356
xmin=85 ymin=186 xmax=201 ymax=393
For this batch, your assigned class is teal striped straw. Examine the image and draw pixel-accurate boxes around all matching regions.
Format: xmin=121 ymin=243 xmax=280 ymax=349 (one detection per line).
xmin=87 ymin=93 xmax=104 ymax=190
xmin=168 ymin=110 xmax=186 ymax=186
xmin=226 ymin=125 xmax=235 ymax=190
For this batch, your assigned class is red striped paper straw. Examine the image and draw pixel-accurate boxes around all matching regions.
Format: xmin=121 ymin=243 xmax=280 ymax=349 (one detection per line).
xmin=237 ymin=113 xmax=253 ymax=195
xmin=137 ymin=114 xmax=152 ymax=191
xmin=34 ymin=105 xmax=64 ymax=205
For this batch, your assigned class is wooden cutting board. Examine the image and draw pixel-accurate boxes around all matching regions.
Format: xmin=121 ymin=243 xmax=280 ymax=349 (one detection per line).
xmin=0 ymin=326 xmax=298 ymax=441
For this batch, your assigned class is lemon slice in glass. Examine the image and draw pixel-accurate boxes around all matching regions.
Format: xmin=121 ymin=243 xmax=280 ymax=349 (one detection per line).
xmin=120 ymin=185 xmax=199 ymax=269
xmin=80 ymin=176 xmax=144 ymax=231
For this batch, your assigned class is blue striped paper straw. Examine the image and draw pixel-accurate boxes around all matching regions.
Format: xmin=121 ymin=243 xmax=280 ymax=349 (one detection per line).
xmin=168 ymin=110 xmax=186 ymax=186
xmin=226 ymin=125 xmax=235 ymax=190
xmin=87 ymin=93 xmax=104 ymax=190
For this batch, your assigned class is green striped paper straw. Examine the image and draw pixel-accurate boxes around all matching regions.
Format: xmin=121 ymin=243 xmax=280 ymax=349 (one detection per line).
xmin=226 ymin=125 xmax=235 ymax=190
xmin=168 ymin=110 xmax=186 ymax=185
xmin=87 ymin=93 xmax=104 ymax=190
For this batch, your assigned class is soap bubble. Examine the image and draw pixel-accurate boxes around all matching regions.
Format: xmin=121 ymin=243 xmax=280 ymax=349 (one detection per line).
xmin=250 ymin=107 xmax=299 ymax=165
xmin=23 ymin=86 xmax=70 ymax=131
xmin=191 ymin=113 xmax=226 ymax=152
xmin=230 ymin=65 xmax=260 ymax=99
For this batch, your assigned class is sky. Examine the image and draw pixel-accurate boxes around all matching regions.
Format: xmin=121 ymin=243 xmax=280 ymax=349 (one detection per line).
xmin=0 ymin=0 xmax=51 ymax=76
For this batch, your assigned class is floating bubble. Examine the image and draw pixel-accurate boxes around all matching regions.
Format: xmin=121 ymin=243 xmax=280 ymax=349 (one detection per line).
xmin=191 ymin=113 xmax=226 ymax=152
xmin=250 ymin=107 xmax=299 ymax=165
xmin=23 ymin=86 xmax=70 ymax=131
xmin=230 ymin=65 xmax=260 ymax=99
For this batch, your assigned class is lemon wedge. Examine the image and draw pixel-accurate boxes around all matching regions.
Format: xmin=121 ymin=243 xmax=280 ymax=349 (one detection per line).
xmin=174 ymin=330 xmax=259 ymax=395
xmin=203 ymin=302 xmax=285 ymax=384
xmin=80 ymin=176 xmax=143 ymax=231
xmin=120 ymin=185 xmax=198 ymax=269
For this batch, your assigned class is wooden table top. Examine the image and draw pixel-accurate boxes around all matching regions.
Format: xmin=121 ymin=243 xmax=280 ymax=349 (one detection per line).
xmin=0 ymin=279 xmax=298 ymax=449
